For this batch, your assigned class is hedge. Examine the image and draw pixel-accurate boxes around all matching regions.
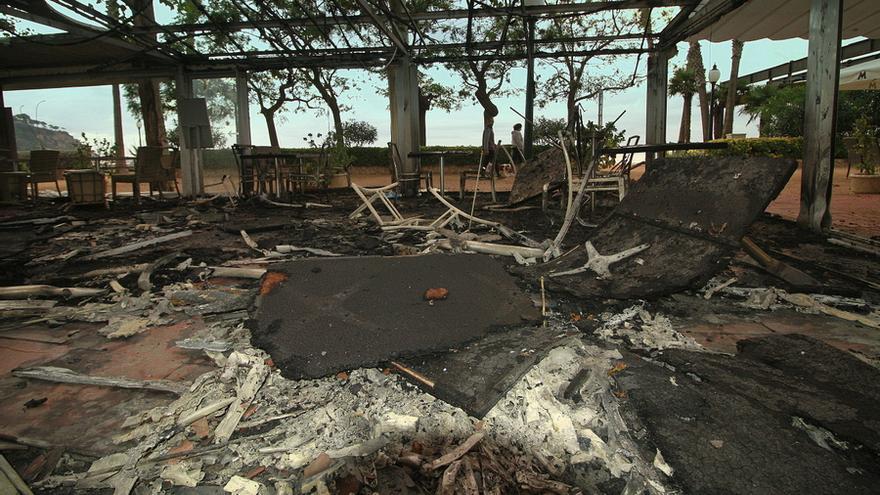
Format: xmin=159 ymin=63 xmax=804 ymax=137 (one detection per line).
xmin=674 ymin=137 xmax=804 ymax=159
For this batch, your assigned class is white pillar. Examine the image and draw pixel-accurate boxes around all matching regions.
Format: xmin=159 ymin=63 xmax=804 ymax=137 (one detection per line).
xmin=175 ymin=70 xmax=203 ymax=197
xmin=388 ymin=58 xmax=421 ymax=197
xmin=645 ymin=49 xmax=670 ymax=166
xmin=798 ymin=0 xmax=842 ymax=232
xmin=235 ymin=71 xmax=252 ymax=146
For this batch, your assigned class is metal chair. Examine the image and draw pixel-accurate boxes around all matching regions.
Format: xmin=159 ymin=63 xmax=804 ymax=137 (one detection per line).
xmin=459 ymin=143 xmax=497 ymax=202
xmin=111 ymin=146 xmax=180 ymax=202
xmin=27 ymin=150 xmax=62 ymax=200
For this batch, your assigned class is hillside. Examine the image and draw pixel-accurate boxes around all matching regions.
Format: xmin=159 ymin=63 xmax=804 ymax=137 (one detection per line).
xmin=14 ymin=114 xmax=79 ymax=152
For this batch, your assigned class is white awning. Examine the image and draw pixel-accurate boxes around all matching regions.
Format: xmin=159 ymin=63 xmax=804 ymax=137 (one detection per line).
xmin=840 ymin=57 xmax=880 ymax=90
xmin=688 ymin=0 xmax=880 ymax=42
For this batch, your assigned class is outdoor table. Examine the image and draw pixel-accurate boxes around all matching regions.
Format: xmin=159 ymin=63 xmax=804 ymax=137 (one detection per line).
xmin=238 ymin=152 xmax=298 ymax=197
xmin=408 ymin=150 xmax=472 ymax=196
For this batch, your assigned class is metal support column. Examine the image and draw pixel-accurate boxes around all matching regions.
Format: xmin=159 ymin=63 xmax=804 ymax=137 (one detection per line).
xmin=388 ymin=0 xmax=420 ymax=198
xmin=112 ymin=84 xmax=125 ymax=169
xmin=388 ymin=59 xmax=421 ymax=197
xmin=798 ymin=0 xmax=843 ymax=232
xmin=645 ymin=49 xmax=670 ymax=167
xmin=524 ymin=16 xmax=537 ymax=159
xmin=175 ymin=70 xmax=203 ymax=197
xmin=235 ymin=71 xmax=252 ymax=146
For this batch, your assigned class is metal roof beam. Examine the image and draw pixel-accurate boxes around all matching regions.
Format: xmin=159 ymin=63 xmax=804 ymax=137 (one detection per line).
xmin=127 ymin=0 xmax=696 ymax=35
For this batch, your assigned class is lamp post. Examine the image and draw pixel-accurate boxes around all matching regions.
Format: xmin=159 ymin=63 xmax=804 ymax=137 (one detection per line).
xmin=34 ymin=100 xmax=47 ymax=122
xmin=707 ymin=64 xmax=721 ymax=140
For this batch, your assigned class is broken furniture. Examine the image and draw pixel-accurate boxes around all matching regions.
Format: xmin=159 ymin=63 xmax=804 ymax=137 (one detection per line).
xmin=573 ymin=135 xmax=641 ymax=213
xmin=459 ymin=141 xmax=498 ymax=202
xmin=252 ymin=254 xmax=541 ymax=378
xmin=508 ymin=146 xmax=567 ymax=205
xmin=283 ymin=145 xmax=351 ymax=197
xmin=25 ymin=150 xmax=62 ymax=200
xmin=110 ymin=146 xmax=180 ymax=203
xmin=0 ymin=171 xmax=29 ymax=203
xmin=390 ymin=142 xmax=432 ymax=192
xmin=349 ymin=182 xmax=421 ymax=226
xmin=524 ymin=156 xmax=798 ymax=299
xmin=408 ymin=149 xmax=471 ymax=197
xmin=233 ymin=144 xmax=292 ymax=197
xmin=459 ymin=168 xmax=497 ymax=202
xmin=64 ymin=170 xmax=106 ymax=206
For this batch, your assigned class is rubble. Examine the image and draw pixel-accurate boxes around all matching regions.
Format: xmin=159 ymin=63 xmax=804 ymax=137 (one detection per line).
xmin=1 ymin=177 xmax=879 ymax=495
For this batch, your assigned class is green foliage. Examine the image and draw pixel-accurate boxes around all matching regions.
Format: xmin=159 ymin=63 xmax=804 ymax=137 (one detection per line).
xmin=741 ymin=85 xmax=880 ymax=140
xmin=851 ymin=117 xmax=878 ymax=175
xmin=739 ymin=84 xmax=805 ymax=137
xmin=581 ymin=120 xmax=625 ymax=167
xmin=72 ymin=133 xmax=115 ymax=168
xmin=668 ymin=67 xmax=698 ymax=97
xmin=532 ymin=117 xmax=567 ymax=146
xmin=336 ymin=121 xmax=379 ymax=147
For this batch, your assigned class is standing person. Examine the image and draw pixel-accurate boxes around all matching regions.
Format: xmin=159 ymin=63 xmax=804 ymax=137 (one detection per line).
xmin=481 ymin=117 xmax=497 ymax=176
xmin=511 ymin=123 xmax=525 ymax=164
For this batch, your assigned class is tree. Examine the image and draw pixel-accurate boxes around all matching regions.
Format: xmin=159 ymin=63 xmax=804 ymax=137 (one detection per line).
xmin=304 ymin=68 xmax=350 ymax=147
xmin=538 ymin=10 xmax=644 ymax=129
xmin=248 ymin=70 xmax=318 ymax=148
xmin=723 ymin=39 xmax=745 ymax=136
xmin=445 ymin=0 xmax=523 ymax=125
xmin=123 ymin=79 xmax=237 ymax=148
xmin=668 ymin=67 xmax=699 ymax=143
xmin=739 ymin=84 xmax=777 ymax=136
xmin=337 ymin=121 xmax=378 ymax=147
xmin=532 ymin=117 xmax=567 ymax=146
xmin=741 ymin=85 xmax=880 ymax=141
xmin=687 ymin=41 xmax=711 ymax=141
xmin=418 ymin=75 xmax=462 ymax=146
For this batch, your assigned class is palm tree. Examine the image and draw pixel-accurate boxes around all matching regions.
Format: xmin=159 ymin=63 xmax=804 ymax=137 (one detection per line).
xmin=740 ymin=84 xmax=778 ymax=136
xmin=688 ymin=42 xmax=710 ymax=141
xmin=669 ymin=68 xmax=699 ymax=143
xmin=723 ymin=40 xmax=745 ymax=136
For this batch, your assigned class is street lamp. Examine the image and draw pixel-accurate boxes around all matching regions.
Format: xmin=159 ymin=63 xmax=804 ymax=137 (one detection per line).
xmin=707 ymin=64 xmax=721 ymax=140
xmin=34 ymin=100 xmax=47 ymax=122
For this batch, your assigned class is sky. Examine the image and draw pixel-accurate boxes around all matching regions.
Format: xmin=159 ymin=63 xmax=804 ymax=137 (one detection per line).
xmin=4 ymin=5 xmax=824 ymax=150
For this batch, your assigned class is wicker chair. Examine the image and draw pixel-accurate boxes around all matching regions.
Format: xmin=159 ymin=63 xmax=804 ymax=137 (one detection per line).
xmin=27 ymin=150 xmax=62 ymax=200
xmin=111 ymin=146 xmax=179 ymax=202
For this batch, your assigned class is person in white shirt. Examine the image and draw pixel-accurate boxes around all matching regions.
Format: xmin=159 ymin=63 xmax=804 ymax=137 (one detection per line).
xmin=511 ymin=123 xmax=525 ymax=164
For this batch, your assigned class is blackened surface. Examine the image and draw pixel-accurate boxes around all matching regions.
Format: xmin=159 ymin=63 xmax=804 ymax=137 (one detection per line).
xmin=509 ymin=147 xmax=566 ymax=205
xmin=253 ymin=254 xmax=541 ymax=378
xmin=400 ymin=327 xmax=576 ymax=418
xmin=524 ymin=157 xmax=797 ymax=299
xmin=615 ymin=334 xmax=880 ymax=495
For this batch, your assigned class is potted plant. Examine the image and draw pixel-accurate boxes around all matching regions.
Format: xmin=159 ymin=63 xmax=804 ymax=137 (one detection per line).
xmin=850 ymin=117 xmax=880 ymax=194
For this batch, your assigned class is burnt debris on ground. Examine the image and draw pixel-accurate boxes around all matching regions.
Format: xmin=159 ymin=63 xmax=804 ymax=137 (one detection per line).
xmin=1 ymin=154 xmax=879 ymax=495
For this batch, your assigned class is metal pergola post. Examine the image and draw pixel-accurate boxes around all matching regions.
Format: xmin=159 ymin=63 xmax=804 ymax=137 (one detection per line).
xmin=645 ymin=48 xmax=670 ymax=167
xmin=235 ymin=71 xmax=252 ymax=146
xmin=799 ymin=0 xmax=843 ymax=233
xmin=524 ymin=16 xmax=537 ymax=159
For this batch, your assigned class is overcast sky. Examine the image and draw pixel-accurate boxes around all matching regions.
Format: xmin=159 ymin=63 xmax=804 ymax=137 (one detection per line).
xmin=5 ymin=4 xmax=823 ymax=150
